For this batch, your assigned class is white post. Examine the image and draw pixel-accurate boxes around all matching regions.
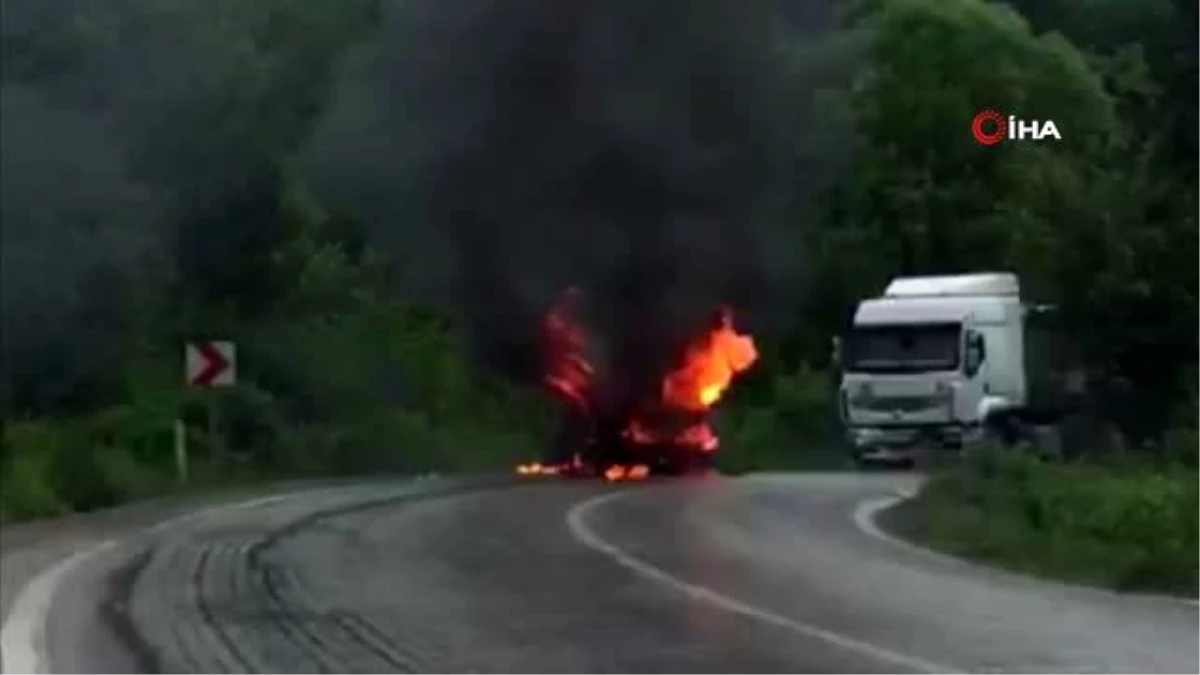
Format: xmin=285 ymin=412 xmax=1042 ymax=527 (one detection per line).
xmin=174 ymin=418 xmax=188 ymax=484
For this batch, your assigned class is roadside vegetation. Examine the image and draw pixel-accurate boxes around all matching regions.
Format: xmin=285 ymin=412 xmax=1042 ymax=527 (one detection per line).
xmin=886 ymin=433 xmax=1198 ymax=595
xmin=2 ymin=0 xmax=1195 ymax=536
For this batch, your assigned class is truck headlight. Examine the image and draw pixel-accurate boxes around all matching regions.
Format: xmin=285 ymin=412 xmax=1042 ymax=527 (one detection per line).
xmin=936 ymin=381 xmax=955 ymax=408
xmin=850 ymin=428 xmax=880 ymax=446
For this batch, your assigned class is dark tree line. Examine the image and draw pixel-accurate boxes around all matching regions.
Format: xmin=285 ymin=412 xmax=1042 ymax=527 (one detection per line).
xmin=0 ymin=0 xmax=1194 ymax=507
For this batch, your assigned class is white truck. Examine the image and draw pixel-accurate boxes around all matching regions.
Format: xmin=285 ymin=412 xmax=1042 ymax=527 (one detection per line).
xmin=837 ymin=272 xmax=1044 ymax=465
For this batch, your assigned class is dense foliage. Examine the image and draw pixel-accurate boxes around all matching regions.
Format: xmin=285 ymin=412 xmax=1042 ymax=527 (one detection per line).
xmin=1 ymin=0 xmax=1195 ymax=519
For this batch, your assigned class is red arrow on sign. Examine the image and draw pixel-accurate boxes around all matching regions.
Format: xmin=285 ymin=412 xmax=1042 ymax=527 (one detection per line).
xmin=189 ymin=341 xmax=231 ymax=387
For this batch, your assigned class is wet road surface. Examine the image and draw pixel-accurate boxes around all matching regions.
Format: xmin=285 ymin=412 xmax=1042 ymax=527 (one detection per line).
xmin=4 ymin=474 xmax=1197 ymax=673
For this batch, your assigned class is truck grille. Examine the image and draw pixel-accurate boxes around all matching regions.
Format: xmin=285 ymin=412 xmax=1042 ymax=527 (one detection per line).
xmin=854 ymin=394 xmax=942 ymax=412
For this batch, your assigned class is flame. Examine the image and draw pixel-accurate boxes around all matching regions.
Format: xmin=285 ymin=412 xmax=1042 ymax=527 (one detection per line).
xmin=661 ymin=308 xmax=758 ymax=412
xmin=515 ymin=454 xmax=586 ymax=478
xmin=679 ymin=423 xmax=720 ymax=452
xmin=520 ymin=291 xmax=757 ymax=478
xmin=624 ymin=418 xmax=720 ymax=453
xmin=516 ymin=460 xmax=648 ymax=482
xmin=515 ymin=462 xmax=561 ymax=476
xmin=604 ymin=464 xmax=650 ymax=481
xmin=541 ymin=288 xmax=594 ymax=410
xmin=618 ymin=307 xmax=755 ymax=454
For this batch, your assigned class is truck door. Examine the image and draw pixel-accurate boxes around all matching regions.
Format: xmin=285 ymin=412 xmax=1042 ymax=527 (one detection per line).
xmin=961 ymin=329 xmax=988 ymax=423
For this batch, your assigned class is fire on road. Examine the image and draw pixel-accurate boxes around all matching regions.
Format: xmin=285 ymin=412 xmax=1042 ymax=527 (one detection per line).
xmin=516 ymin=287 xmax=758 ymax=480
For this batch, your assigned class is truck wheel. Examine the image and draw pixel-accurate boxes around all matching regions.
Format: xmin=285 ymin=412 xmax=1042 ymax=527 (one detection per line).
xmin=854 ymin=458 xmax=879 ymax=471
xmin=984 ymin=414 xmax=1021 ymax=448
xmin=853 ymin=451 xmax=910 ymax=471
xmin=852 ymin=452 xmax=877 ymax=470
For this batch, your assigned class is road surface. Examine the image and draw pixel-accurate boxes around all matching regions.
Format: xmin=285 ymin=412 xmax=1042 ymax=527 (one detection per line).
xmin=2 ymin=473 xmax=1196 ymax=673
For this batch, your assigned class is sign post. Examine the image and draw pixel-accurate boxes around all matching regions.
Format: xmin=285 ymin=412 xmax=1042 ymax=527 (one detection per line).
xmin=184 ymin=341 xmax=237 ymax=481
xmin=174 ymin=418 xmax=188 ymax=484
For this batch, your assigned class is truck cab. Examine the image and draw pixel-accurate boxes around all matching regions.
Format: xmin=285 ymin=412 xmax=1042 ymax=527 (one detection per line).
xmin=839 ymin=273 xmax=1027 ymax=465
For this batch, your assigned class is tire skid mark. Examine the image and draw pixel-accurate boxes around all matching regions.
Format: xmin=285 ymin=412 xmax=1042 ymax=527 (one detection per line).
xmin=200 ymin=541 xmax=325 ymax=674
xmin=244 ymin=538 xmax=416 ymax=672
xmin=129 ymin=522 xmax=349 ymax=672
xmin=147 ymin=544 xmax=205 ymax=673
xmin=226 ymin=539 xmax=332 ymax=673
xmin=245 ymin=549 xmax=344 ymax=673
xmin=130 ymin=542 xmax=226 ymax=673
xmin=189 ymin=544 xmax=246 ymax=673
xmin=255 ymin=532 xmax=417 ymax=670
xmin=217 ymin=541 xmax=273 ymax=673
xmin=337 ymin=613 xmax=426 ymax=672
xmin=119 ymin=479 xmax=520 ymax=673
xmin=222 ymin=479 xmax=523 ymax=672
xmin=156 ymin=489 xmax=411 ymax=672
xmin=98 ymin=548 xmax=162 ymax=674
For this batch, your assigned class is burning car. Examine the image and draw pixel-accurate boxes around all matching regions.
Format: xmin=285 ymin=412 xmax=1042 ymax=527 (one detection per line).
xmin=517 ymin=287 xmax=757 ymax=480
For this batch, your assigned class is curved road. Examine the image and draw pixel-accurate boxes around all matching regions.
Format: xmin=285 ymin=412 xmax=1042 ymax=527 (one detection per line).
xmin=3 ymin=474 xmax=1196 ymax=673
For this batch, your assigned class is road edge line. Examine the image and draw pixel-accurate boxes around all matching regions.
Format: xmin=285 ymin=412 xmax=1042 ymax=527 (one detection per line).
xmin=0 ymin=492 xmax=298 ymax=674
xmin=852 ymin=491 xmax=1200 ymax=609
xmin=565 ymin=489 xmax=956 ymax=674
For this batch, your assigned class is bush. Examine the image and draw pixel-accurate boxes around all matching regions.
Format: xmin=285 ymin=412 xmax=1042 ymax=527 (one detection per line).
xmin=718 ymin=365 xmax=849 ymax=472
xmin=0 ymin=413 xmax=176 ymax=519
xmin=901 ymin=446 xmax=1198 ymax=595
xmin=1162 ymin=403 xmax=1198 ymax=468
xmin=1 ymin=284 xmax=552 ymax=524
xmin=64 ymin=406 xmax=182 ymax=511
xmin=1 ymin=421 xmax=69 ymax=520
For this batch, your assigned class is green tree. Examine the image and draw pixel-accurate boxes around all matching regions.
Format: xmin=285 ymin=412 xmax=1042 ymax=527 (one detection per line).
xmin=807 ymin=0 xmax=1195 ymax=443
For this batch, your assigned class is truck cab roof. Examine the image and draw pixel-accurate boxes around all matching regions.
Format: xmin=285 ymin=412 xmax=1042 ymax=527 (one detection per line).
xmin=884 ymin=272 xmax=1019 ymax=298
xmin=855 ymin=273 xmax=1020 ymax=326
xmin=853 ymin=296 xmax=1011 ymax=325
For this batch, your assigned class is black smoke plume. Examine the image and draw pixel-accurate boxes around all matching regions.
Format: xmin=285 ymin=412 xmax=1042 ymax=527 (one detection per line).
xmin=305 ymin=0 xmax=859 ymax=398
xmin=0 ymin=82 xmax=163 ymax=411
xmin=1 ymin=0 xmax=346 ymax=411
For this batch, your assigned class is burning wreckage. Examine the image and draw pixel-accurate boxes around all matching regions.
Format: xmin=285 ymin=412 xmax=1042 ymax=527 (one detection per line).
xmin=516 ymin=288 xmax=758 ymax=481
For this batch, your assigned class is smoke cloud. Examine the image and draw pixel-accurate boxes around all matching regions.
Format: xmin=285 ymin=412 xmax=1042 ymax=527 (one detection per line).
xmin=0 ymin=82 xmax=163 ymax=409
xmin=304 ymin=0 xmax=859 ymax=390
xmin=0 ymin=0 xmax=858 ymax=411
xmin=0 ymin=0 xmax=299 ymax=408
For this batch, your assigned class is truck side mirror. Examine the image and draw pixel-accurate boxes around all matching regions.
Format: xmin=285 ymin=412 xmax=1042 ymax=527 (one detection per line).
xmin=965 ymin=332 xmax=986 ymax=377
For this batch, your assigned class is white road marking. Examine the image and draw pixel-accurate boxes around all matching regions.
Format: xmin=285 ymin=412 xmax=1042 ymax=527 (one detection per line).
xmin=565 ymin=489 xmax=956 ymax=674
xmin=851 ymin=491 xmax=1200 ymax=608
xmin=0 ymin=493 xmax=297 ymax=674
xmin=851 ymin=492 xmax=928 ymax=555
xmin=0 ymin=542 xmax=118 ymax=675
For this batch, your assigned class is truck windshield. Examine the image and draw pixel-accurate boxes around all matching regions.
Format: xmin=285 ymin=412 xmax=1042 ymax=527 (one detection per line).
xmin=843 ymin=323 xmax=961 ymax=373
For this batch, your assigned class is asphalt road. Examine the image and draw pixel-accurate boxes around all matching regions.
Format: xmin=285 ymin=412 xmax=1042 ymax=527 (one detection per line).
xmin=3 ymin=473 xmax=1196 ymax=673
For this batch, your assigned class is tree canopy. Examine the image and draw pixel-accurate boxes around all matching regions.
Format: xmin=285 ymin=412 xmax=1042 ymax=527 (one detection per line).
xmin=0 ymin=0 xmax=1194 ymax=509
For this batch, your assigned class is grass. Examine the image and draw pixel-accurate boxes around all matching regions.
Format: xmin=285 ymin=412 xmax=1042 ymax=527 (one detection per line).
xmin=882 ymin=446 xmax=1198 ymax=596
xmin=0 ymin=397 xmax=546 ymax=524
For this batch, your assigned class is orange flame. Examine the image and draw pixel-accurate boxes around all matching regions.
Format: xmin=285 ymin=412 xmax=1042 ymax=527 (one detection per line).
xmin=515 ymin=462 xmax=561 ymax=476
xmin=619 ymin=308 xmax=756 ymax=453
xmin=604 ymin=464 xmax=650 ymax=481
xmin=520 ymin=293 xmax=757 ymax=477
xmin=661 ymin=308 xmax=758 ymax=412
xmin=516 ymin=460 xmax=649 ymax=482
